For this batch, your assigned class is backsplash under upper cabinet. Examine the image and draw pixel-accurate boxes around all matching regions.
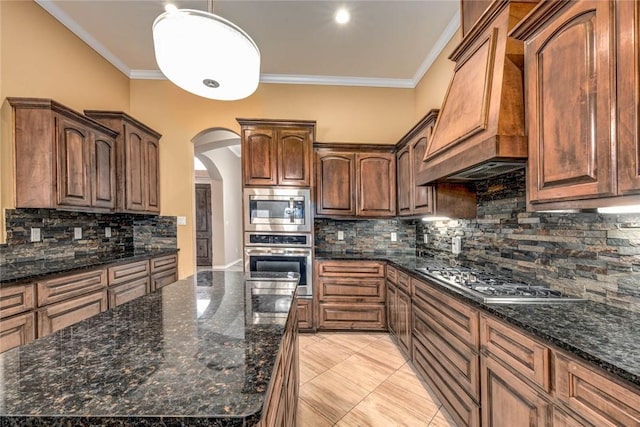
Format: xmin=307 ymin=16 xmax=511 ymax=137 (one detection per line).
xmin=417 ymin=170 xmax=640 ymax=312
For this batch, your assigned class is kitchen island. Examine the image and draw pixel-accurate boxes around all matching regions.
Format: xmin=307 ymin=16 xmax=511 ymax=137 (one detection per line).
xmin=0 ymin=270 xmax=299 ymax=426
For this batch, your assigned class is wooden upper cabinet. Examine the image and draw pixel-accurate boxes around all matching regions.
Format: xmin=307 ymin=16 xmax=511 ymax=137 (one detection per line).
xmin=617 ymin=0 xmax=640 ymax=196
xmin=356 ymin=153 xmax=396 ymax=217
xmin=513 ymin=1 xmax=615 ymax=206
xmin=315 ymin=151 xmax=356 ymax=216
xmin=410 ymin=134 xmax=434 ymax=215
xmin=85 ymin=110 xmax=162 ymax=214
xmin=9 ymin=98 xmax=119 ymax=212
xmin=397 ymin=147 xmax=411 ymax=215
xmin=461 ymin=0 xmax=493 ymax=37
xmin=238 ymin=119 xmax=315 ymax=187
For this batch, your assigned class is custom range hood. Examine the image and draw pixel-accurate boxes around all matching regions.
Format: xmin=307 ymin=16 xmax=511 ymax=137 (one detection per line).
xmin=417 ymin=0 xmax=538 ymax=185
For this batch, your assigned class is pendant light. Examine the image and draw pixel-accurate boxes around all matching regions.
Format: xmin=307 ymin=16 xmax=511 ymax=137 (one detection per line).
xmin=152 ymin=1 xmax=260 ymax=101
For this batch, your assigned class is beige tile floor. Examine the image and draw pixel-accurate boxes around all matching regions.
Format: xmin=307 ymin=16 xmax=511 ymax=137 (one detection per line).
xmin=297 ymin=332 xmax=457 ymax=427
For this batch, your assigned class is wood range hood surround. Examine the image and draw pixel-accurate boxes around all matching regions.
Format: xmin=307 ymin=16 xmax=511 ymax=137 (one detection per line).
xmin=417 ymin=0 xmax=538 ymax=185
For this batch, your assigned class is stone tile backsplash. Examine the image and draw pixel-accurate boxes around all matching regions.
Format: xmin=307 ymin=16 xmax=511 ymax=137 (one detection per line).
xmin=315 ymin=218 xmax=417 ymax=253
xmin=0 ymin=209 xmax=176 ymax=264
xmin=417 ymin=170 xmax=640 ymax=312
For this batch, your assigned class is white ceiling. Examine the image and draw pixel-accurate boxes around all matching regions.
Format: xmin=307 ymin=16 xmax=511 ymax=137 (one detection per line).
xmin=35 ymin=0 xmax=460 ymax=88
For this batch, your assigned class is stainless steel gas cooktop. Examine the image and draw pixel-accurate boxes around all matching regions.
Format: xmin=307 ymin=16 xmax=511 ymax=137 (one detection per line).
xmin=415 ymin=267 xmax=584 ymax=304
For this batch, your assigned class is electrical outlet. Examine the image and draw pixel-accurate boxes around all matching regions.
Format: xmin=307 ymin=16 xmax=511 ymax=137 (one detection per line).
xmin=177 ymin=216 xmax=187 ymax=226
xmin=391 ymin=232 xmax=397 ymax=242
xmin=452 ymin=236 xmax=462 ymax=255
xmin=423 ymin=234 xmax=429 ymax=244
xmin=74 ymin=227 xmax=82 ymax=240
xmin=337 ymin=230 xmax=344 ymax=241
xmin=30 ymin=228 xmax=41 ymax=242
xmin=105 ymin=227 xmax=112 ymax=238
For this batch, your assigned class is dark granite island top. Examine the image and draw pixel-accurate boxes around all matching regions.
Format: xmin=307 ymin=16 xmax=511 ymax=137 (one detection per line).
xmin=0 ymin=270 xmax=298 ymax=426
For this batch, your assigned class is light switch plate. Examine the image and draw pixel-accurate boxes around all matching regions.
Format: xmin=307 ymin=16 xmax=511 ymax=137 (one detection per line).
xmin=423 ymin=234 xmax=429 ymax=244
xmin=105 ymin=227 xmax=112 ymax=238
xmin=391 ymin=232 xmax=397 ymax=242
xmin=452 ymin=236 xmax=462 ymax=255
xmin=30 ymin=228 xmax=41 ymax=242
xmin=177 ymin=216 xmax=187 ymax=226
xmin=337 ymin=230 xmax=344 ymax=241
xmin=74 ymin=227 xmax=82 ymax=240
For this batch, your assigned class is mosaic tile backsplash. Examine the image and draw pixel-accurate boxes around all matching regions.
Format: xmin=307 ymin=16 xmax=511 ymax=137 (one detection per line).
xmin=0 ymin=209 xmax=177 ymax=264
xmin=315 ymin=218 xmax=417 ymax=253
xmin=417 ymin=170 xmax=640 ymax=311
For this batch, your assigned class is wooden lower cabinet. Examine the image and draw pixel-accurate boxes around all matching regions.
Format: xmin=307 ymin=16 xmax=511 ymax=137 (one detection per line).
xmin=108 ymin=277 xmax=150 ymax=308
xmin=37 ymin=289 xmax=108 ymax=337
xmin=0 ymin=284 xmax=35 ymax=318
xmin=296 ymin=298 xmax=314 ymax=332
xmin=0 ymin=312 xmax=36 ymax=353
xmin=481 ymin=353 xmax=551 ymax=427
xmin=315 ymin=260 xmax=386 ymax=331
xmin=108 ymin=260 xmax=149 ymax=286
xmin=150 ymin=268 xmax=178 ymax=292
xmin=37 ymin=269 xmax=106 ymax=306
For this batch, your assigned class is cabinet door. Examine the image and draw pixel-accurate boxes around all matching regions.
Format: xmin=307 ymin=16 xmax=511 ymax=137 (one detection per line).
xmin=144 ymin=137 xmax=161 ymax=212
xmin=356 ymin=153 xmax=396 ymax=217
xmin=243 ymin=127 xmax=277 ymax=186
xmin=526 ymin=1 xmax=615 ymax=205
xmin=56 ymin=116 xmax=91 ymax=207
xmin=397 ymin=147 xmax=411 ymax=215
xmin=410 ymin=135 xmax=435 ymax=215
xmin=296 ymin=298 xmax=314 ymax=331
xmin=124 ymin=124 xmax=146 ymax=211
xmin=618 ymin=0 xmax=640 ymax=195
xmin=315 ymin=152 xmax=356 ymax=216
xmin=481 ymin=355 xmax=551 ymax=427
xmin=386 ymin=282 xmax=397 ymax=335
xmin=277 ymin=128 xmax=312 ymax=187
xmin=90 ymin=130 xmax=117 ymax=210
xmin=397 ymin=288 xmax=411 ymax=358
xmin=317 ymin=303 xmax=386 ymax=330
xmin=0 ymin=312 xmax=35 ymax=353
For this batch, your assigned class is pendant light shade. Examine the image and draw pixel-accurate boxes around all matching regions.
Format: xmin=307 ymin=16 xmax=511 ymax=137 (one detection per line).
xmin=152 ymin=9 xmax=260 ymax=101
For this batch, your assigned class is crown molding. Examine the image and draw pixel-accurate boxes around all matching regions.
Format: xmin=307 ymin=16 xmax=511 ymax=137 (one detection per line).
xmin=129 ymin=70 xmax=166 ymax=80
xmin=259 ymin=74 xmax=415 ymax=88
xmin=34 ymin=0 xmax=131 ymax=77
xmin=412 ymin=12 xmax=461 ymax=86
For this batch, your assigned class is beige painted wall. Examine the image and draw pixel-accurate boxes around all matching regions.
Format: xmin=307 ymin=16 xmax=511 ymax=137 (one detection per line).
xmin=1 ymin=0 xmax=459 ymax=279
xmin=414 ymin=29 xmax=461 ymax=120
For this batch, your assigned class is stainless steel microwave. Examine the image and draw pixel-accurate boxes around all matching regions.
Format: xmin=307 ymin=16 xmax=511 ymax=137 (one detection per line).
xmin=243 ymin=188 xmax=312 ymax=232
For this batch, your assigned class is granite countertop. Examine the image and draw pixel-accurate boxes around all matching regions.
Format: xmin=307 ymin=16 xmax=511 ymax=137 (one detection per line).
xmin=316 ymin=251 xmax=640 ymax=391
xmin=0 ymin=248 xmax=179 ymax=286
xmin=0 ymin=270 xmax=298 ymax=426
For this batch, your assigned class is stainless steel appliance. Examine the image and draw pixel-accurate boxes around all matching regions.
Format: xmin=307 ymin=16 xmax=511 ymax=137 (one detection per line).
xmin=415 ymin=266 xmax=583 ymax=304
xmin=246 ymin=273 xmax=299 ymax=323
xmin=244 ymin=232 xmax=312 ymax=296
xmin=244 ymin=187 xmax=311 ymax=232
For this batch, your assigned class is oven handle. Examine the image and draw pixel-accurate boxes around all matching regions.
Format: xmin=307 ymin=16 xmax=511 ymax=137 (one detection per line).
xmin=245 ymin=248 xmax=312 ymax=256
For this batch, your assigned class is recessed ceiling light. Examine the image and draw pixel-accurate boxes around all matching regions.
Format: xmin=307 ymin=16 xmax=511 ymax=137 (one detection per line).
xmin=164 ymin=3 xmax=177 ymax=13
xmin=335 ymin=7 xmax=350 ymax=25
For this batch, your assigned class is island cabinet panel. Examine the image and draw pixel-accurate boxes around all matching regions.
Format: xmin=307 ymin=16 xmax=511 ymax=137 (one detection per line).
xmin=0 ymin=284 xmax=35 ymax=319
xmin=84 ymin=110 xmax=163 ymax=214
xmin=554 ymin=352 xmax=640 ymax=427
xmin=0 ymin=312 xmax=36 ymax=353
xmin=410 ymin=276 xmax=480 ymax=427
xmin=37 ymin=289 xmax=108 ymax=337
xmin=239 ymin=119 xmax=315 ymax=188
xmin=315 ymin=151 xmax=356 ymax=216
xmin=296 ymin=298 xmax=314 ymax=332
xmin=9 ymin=98 xmax=119 ymax=212
xmin=481 ymin=353 xmax=552 ymax=427
xmin=37 ymin=269 xmax=107 ymax=307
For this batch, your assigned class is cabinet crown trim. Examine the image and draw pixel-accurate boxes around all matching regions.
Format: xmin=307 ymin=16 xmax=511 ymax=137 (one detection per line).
xmin=236 ymin=118 xmax=316 ymax=127
xmin=84 ymin=110 xmax=162 ymax=139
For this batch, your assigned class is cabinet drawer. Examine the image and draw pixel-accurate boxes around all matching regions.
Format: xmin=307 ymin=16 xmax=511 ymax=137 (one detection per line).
xmin=150 ymin=254 xmax=178 ymax=273
xmin=554 ymin=352 xmax=640 ymax=427
xmin=480 ymin=314 xmax=550 ymax=392
xmin=108 ymin=260 xmax=150 ymax=286
xmin=108 ymin=276 xmax=149 ymax=308
xmin=412 ymin=338 xmax=480 ymax=427
xmin=0 ymin=284 xmax=35 ymax=318
xmin=0 ymin=312 xmax=35 ymax=353
xmin=151 ymin=268 xmax=177 ymax=292
xmin=316 ymin=260 xmax=385 ymax=277
xmin=413 ymin=305 xmax=480 ymax=401
xmin=317 ymin=303 xmax=386 ymax=330
xmin=386 ymin=265 xmax=398 ymax=284
xmin=37 ymin=269 xmax=106 ymax=306
xmin=317 ymin=278 xmax=385 ymax=302
xmin=412 ymin=277 xmax=479 ymax=349
xmin=397 ymin=270 xmax=410 ymax=293
xmin=296 ymin=298 xmax=314 ymax=331
xmin=37 ymin=289 xmax=107 ymax=337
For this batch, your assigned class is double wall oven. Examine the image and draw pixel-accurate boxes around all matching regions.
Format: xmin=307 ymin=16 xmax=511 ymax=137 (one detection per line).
xmin=243 ymin=188 xmax=313 ymax=297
